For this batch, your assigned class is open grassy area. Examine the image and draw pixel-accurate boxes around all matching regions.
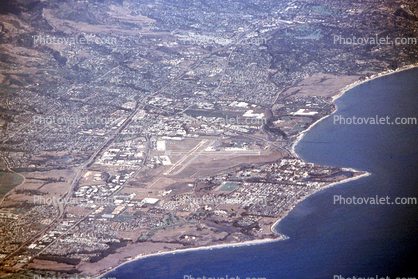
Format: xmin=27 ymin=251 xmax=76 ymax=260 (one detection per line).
xmin=218 ymin=181 xmax=240 ymax=191
xmin=0 ymin=171 xmax=24 ymax=198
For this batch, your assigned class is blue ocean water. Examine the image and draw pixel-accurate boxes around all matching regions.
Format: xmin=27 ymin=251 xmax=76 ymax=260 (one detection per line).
xmin=107 ymin=68 xmax=418 ymax=279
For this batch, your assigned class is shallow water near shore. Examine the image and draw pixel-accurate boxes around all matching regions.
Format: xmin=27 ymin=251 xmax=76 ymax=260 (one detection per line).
xmin=106 ymin=68 xmax=418 ymax=279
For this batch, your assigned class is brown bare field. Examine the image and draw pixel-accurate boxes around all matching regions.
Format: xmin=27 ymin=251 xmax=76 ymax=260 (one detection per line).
xmin=27 ymin=259 xmax=77 ymax=272
xmin=132 ymin=137 xmax=286 ymax=191
xmin=175 ymin=151 xmax=285 ymax=178
xmin=76 ymin=242 xmax=183 ymax=275
xmin=2 ymin=169 xmax=76 ymax=205
xmin=280 ymin=74 xmax=361 ymax=98
xmin=66 ymin=206 xmax=92 ymax=216
xmin=42 ymin=4 xmax=154 ymax=35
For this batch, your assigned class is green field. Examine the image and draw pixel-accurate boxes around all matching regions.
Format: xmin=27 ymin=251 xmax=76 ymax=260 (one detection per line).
xmin=218 ymin=181 xmax=240 ymax=191
xmin=0 ymin=171 xmax=24 ymax=198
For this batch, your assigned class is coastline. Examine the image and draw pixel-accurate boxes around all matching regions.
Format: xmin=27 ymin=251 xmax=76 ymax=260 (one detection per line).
xmin=269 ymin=170 xmax=372 ymax=235
xmin=93 ymin=64 xmax=418 ymax=279
xmin=290 ymin=63 xmax=418 ymax=158
xmin=94 ymin=238 xmax=283 ymax=278
xmin=95 ymin=169 xmax=369 ymax=279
